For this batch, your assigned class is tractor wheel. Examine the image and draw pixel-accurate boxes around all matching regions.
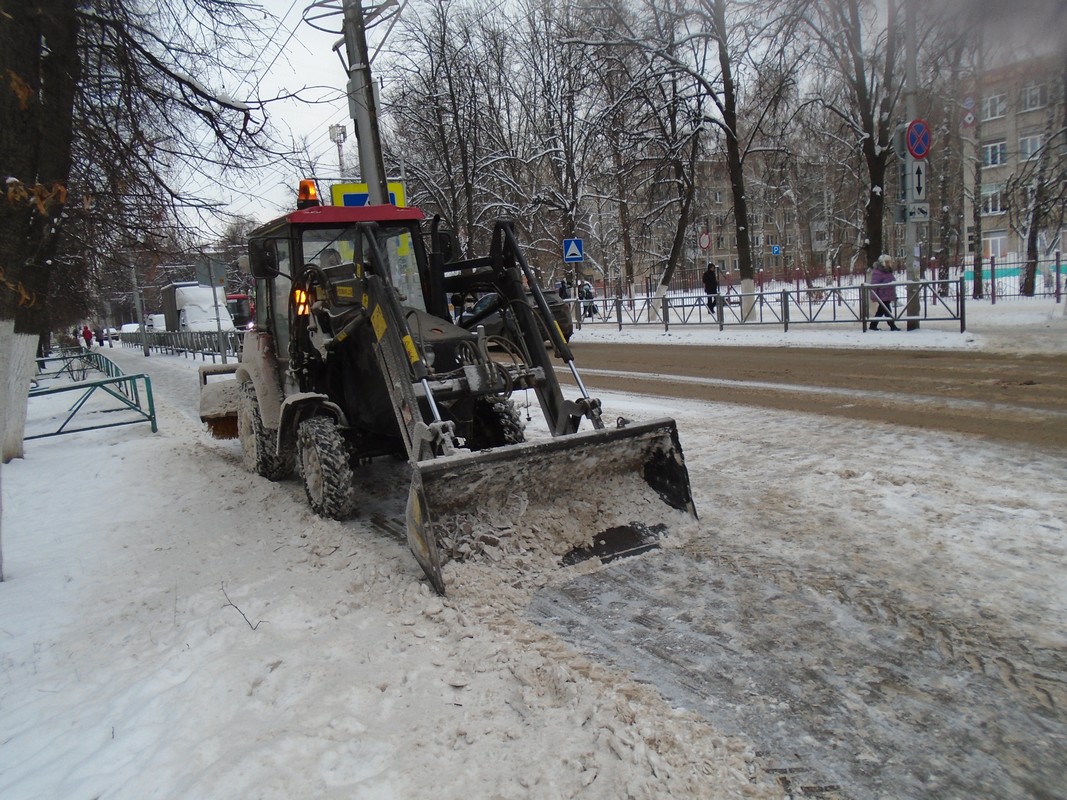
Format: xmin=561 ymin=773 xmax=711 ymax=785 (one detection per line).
xmin=237 ymin=380 xmax=292 ymax=480
xmin=297 ymin=416 xmax=356 ymax=520
xmin=468 ymin=396 xmax=525 ymax=451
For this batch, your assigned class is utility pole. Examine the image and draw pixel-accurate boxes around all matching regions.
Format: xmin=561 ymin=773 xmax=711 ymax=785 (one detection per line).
xmin=206 ymin=257 xmax=228 ymax=365
xmin=129 ymin=259 xmax=149 ymax=357
xmin=904 ymin=0 xmax=922 ymax=330
xmin=341 ymin=0 xmax=388 ymax=205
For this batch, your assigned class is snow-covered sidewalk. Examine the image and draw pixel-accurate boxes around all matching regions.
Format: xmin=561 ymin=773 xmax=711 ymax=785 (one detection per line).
xmin=2 ymin=298 xmax=1065 ymax=798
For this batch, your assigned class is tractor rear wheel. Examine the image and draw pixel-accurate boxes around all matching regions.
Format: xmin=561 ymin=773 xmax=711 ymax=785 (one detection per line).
xmin=297 ymin=416 xmax=356 ymax=519
xmin=237 ymin=380 xmax=291 ymax=480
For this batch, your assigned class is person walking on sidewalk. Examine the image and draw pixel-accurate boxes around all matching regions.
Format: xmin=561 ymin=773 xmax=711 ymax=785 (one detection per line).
xmin=702 ymin=263 xmax=719 ymax=312
xmin=869 ymin=255 xmax=900 ymax=331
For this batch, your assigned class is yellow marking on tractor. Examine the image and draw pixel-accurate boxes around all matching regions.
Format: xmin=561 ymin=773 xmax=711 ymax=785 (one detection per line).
xmin=402 ymin=334 xmax=420 ymax=365
xmin=371 ymin=305 xmax=386 ymax=340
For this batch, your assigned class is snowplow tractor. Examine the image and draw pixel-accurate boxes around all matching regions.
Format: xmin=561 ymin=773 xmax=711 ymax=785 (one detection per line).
xmin=203 ymin=199 xmax=696 ymax=594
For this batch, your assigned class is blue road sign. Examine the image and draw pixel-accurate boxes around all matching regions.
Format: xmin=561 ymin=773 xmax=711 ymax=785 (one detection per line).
xmin=340 ymin=191 xmax=399 ymax=207
xmin=563 ymin=238 xmax=585 ymax=263
xmin=771 ymin=245 xmax=782 ymax=256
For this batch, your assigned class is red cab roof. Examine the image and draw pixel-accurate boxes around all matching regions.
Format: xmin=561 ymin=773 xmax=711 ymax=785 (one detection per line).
xmin=285 ymin=203 xmax=425 ymax=226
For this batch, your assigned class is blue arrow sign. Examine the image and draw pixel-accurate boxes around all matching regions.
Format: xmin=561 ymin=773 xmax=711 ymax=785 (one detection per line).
xmin=341 ymin=190 xmax=399 ymax=207
xmin=563 ymin=238 xmax=584 ymax=263
xmin=341 ymin=191 xmax=369 ymax=206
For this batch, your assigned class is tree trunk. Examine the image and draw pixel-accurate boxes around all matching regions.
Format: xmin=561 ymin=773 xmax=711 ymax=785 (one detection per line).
xmin=713 ymin=0 xmax=754 ymax=318
xmin=0 ymin=1 xmax=81 ymax=580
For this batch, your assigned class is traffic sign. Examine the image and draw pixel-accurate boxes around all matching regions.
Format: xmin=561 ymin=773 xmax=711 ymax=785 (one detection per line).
xmin=771 ymin=245 xmax=781 ymax=256
xmin=698 ymin=231 xmax=711 ymax=250
xmin=907 ymin=202 xmax=930 ymax=221
xmin=331 ymin=181 xmax=406 ymax=208
xmin=563 ymin=238 xmax=585 ymax=263
xmin=910 ymin=158 xmax=927 ymax=202
xmin=906 ymin=119 xmax=932 ymax=160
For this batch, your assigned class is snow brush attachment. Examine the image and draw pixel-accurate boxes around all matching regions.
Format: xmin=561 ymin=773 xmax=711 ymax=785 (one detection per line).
xmin=405 ymin=418 xmax=697 ymax=595
xmin=198 ymin=364 xmax=241 ymax=439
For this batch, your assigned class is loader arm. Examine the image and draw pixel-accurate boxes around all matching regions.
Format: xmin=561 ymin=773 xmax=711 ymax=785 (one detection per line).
xmin=489 ymin=222 xmax=604 ymax=435
xmin=358 ymin=233 xmax=456 ymax=463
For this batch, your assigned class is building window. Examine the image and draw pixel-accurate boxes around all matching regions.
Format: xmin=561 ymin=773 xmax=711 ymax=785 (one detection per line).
xmin=981 ymin=185 xmax=1005 ymax=215
xmin=715 ymin=235 xmax=725 ymax=249
xmin=1020 ymin=83 xmax=1047 ymax=112
xmin=982 ymin=140 xmax=1008 ymax=167
xmin=982 ymin=93 xmax=1007 ymax=121
xmin=1019 ymin=133 xmax=1044 ymax=161
xmin=713 ymin=190 xmax=723 ymax=204
xmin=982 ymin=233 xmax=1008 ymax=258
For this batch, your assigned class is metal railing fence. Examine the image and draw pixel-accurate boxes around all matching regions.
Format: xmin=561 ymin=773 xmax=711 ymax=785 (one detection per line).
xmin=29 ymin=353 xmax=157 ymax=439
xmin=120 ymin=329 xmax=245 ymax=361
xmin=566 ymin=277 xmax=968 ymax=334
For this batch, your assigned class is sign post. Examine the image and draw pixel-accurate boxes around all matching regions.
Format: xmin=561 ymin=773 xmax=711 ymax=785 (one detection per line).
xmin=903 ymin=116 xmax=932 ymax=331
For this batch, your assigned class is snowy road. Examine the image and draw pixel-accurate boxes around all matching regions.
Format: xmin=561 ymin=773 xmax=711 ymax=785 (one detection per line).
xmin=94 ymin=335 xmax=1067 ymax=799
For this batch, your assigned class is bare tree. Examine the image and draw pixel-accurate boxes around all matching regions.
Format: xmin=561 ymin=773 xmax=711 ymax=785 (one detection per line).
xmin=793 ymin=0 xmax=904 ymax=269
xmin=1 ymin=0 xmax=281 ymax=577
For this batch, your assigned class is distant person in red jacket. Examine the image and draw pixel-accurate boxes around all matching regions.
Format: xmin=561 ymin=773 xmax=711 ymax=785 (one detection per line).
xmin=869 ymin=255 xmax=900 ymax=331
xmin=81 ymin=325 xmax=94 ymax=349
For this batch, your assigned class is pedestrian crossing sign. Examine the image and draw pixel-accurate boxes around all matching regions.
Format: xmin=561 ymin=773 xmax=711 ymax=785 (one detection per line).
xmin=563 ymin=238 xmax=584 ymax=263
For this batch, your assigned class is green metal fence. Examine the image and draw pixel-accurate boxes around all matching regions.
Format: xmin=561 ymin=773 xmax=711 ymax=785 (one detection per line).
xmin=28 ymin=352 xmax=157 ymax=439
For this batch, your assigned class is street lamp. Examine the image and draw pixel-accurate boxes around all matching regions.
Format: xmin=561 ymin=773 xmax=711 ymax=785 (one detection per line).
xmin=329 ymin=124 xmax=347 ymax=177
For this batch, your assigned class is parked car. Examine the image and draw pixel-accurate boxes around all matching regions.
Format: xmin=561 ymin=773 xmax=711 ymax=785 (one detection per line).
xmin=458 ymin=290 xmax=573 ymax=343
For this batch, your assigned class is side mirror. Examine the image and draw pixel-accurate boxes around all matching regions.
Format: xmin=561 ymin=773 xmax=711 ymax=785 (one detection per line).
xmin=249 ymin=239 xmax=279 ymax=278
xmin=438 ymin=230 xmax=459 ymax=263
xmin=431 ymin=216 xmax=460 ymax=263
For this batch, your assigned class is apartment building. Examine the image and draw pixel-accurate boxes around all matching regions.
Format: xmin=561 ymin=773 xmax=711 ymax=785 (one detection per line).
xmin=964 ymin=53 xmax=1064 ymax=261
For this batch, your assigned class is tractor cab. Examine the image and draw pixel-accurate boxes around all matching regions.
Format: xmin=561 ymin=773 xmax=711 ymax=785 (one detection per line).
xmin=246 ymin=191 xmax=440 ymax=374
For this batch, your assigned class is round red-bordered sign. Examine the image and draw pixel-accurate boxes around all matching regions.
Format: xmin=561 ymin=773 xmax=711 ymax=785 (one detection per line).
xmin=906 ymin=118 xmax=932 ymax=160
xmin=698 ymin=231 xmax=711 ymax=250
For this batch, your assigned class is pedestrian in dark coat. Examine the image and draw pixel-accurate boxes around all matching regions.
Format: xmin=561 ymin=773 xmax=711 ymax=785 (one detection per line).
xmin=702 ymin=264 xmax=719 ymax=312
xmin=869 ymin=255 xmax=900 ymax=331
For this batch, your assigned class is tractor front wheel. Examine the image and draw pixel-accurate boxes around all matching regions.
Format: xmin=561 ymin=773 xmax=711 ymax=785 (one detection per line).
xmin=298 ymin=416 xmax=356 ymax=519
